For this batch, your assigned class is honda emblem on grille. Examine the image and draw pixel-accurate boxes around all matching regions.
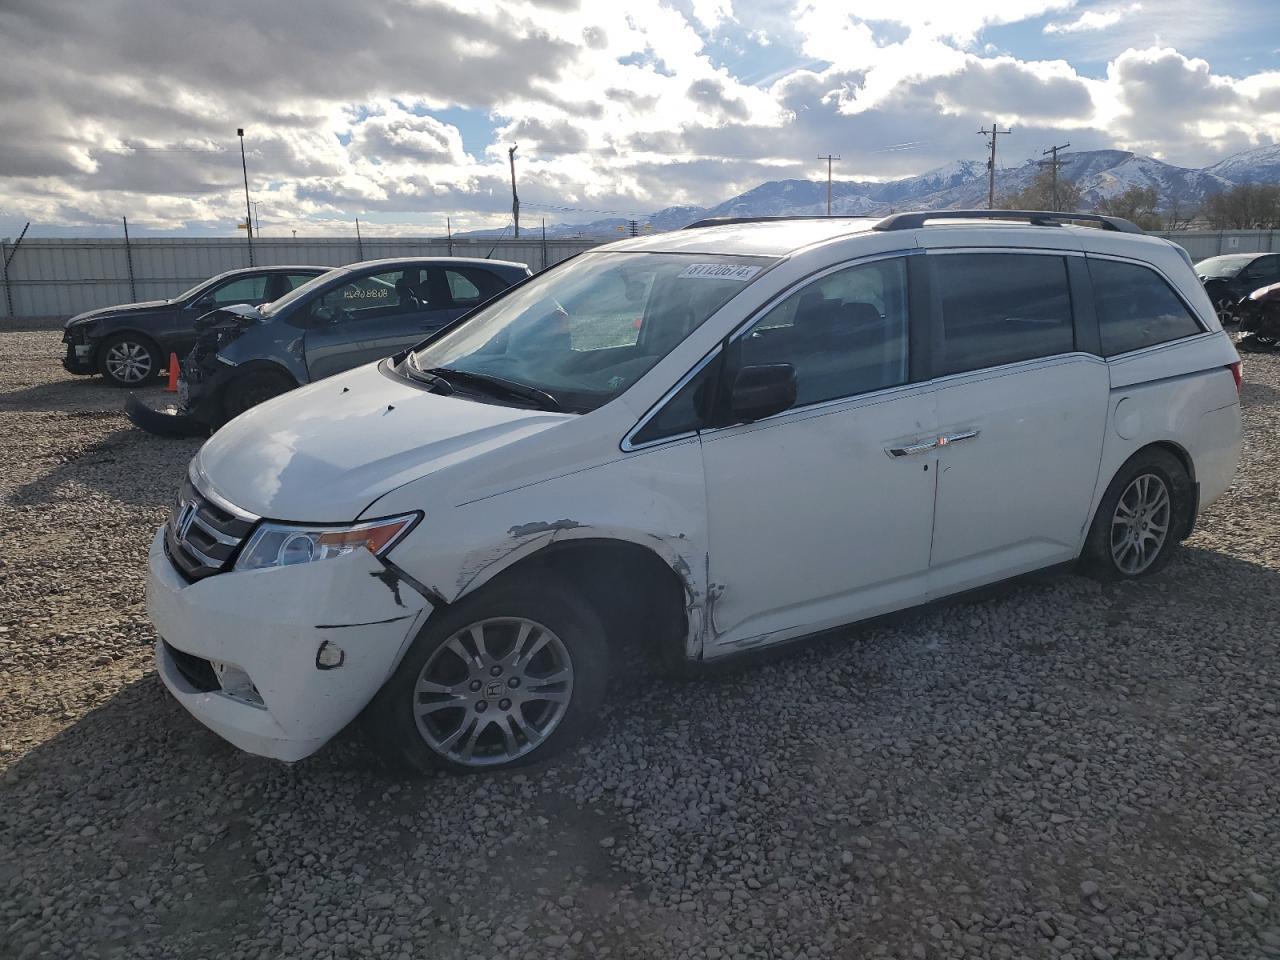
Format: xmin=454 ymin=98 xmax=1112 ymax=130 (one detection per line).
xmin=175 ymin=500 xmax=198 ymax=541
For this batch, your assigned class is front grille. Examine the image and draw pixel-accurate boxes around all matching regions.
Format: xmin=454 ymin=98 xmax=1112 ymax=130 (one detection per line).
xmin=163 ymin=640 xmax=220 ymax=692
xmin=165 ymin=477 xmax=257 ymax=580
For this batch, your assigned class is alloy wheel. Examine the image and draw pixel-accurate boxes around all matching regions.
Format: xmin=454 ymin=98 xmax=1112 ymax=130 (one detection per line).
xmin=1214 ymin=297 xmax=1237 ymax=325
xmin=1110 ymin=473 xmax=1171 ymax=575
xmin=104 ymin=341 xmax=153 ymax=383
xmin=413 ymin=617 xmax=574 ymax=767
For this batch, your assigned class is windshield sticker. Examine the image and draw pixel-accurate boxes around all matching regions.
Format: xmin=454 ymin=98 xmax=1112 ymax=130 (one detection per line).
xmin=678 ymin=263 xmax=762 ymax=282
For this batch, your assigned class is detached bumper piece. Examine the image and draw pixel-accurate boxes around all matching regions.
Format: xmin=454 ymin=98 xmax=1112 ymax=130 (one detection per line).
xmin=124 ymin=392 xmax=208 ymax=438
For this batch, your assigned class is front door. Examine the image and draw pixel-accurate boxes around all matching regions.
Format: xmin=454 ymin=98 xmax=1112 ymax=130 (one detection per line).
xmin=924 ymin=251 xmax=1110 ymax=596
xmin=302 ymin=267 xmax=435 ymax=380
xmin=700 ymin=255 xmax=939 ymax=652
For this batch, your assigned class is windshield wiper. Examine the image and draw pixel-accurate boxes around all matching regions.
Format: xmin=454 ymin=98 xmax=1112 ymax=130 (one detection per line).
xmin=427 ymin=366 xmax=562 ymax=411
xmin=401 ymin=354 xmax=455 ymax=394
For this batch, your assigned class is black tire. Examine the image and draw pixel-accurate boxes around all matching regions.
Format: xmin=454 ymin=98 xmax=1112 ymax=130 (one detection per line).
xmin=364 ymin=579 xmax=610 ymax=775
xmin=1079 ymin=447 xmax=1192 ymax=581
xmin=221 ymin=369 xmax=294 ymax=421
xmin=97 ymin=332 xmax=163 ymax=387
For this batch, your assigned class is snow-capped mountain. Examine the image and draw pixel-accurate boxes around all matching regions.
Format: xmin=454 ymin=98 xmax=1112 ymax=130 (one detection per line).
xmin=1204 ymin=143 xmax=1280 ymax=184
xmin=461 ymin=145 xmax=1278 ymax=238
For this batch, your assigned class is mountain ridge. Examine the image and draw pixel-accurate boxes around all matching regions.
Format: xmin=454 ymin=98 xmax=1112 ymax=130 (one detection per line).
xmin=465 ymin=143 xmax=1278 ymax=238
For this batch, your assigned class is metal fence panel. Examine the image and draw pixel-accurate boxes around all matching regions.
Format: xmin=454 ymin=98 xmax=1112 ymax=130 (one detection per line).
xmin=1150 ymin=230 xmax=1280 ymax=262
xmin=1 ymin=237 xmax=605 ymax=320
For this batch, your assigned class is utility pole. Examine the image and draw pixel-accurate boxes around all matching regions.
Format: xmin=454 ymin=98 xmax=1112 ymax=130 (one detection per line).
xmin=250 ymin=201 xmax=261 ymax=238
xmin=237 ymin=128 xmax=254 ymax=266
xmin=817 ymin=154 xmax=841 ymax=215
xmin=977 ymin=121 xmax=1012 ymax=209
xmin=355 ymin=218 xmax=364 ymax=261
xmin=1039 ymin=142 xmax=1072 ymax=211
xmin=508 ymin=144 xmax=520 ymax=239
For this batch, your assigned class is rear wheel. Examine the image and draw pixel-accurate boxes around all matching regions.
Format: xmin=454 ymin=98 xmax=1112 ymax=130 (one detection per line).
xmin=364 ymin=579 xmax=609 ymax=774
xmin=221 ymin=369 xmax=294 ymax=421
xmin=98 ymin=333 xmax=162 ymax=386
xmin=1080 ymin=448 xmax=1192 ymax=581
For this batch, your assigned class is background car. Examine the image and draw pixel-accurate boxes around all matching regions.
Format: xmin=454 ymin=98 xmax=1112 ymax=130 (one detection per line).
xmin=126 ymin=256 xmax=532 ymax=433
xmin=62 ymin=265 xmax=326 ymax=386
xmin=1195 ymin=252 xmax=1280 ymax=324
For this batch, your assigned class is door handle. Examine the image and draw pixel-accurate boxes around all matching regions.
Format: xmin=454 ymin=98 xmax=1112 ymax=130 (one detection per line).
xmin=938 ymin=429 xmax=980 ymax=446
xmin=886 ymin=438 xmax=939 ymax=457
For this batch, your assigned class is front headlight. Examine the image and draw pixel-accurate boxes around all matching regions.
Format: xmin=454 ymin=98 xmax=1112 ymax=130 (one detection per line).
xmin=234 ymin=513 xmax=420 ymax=572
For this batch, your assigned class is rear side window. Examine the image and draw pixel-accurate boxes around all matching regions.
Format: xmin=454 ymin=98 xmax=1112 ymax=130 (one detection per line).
xmin=1088 ymin=259 xmax=1203 ymax=357
xmin=932 ymin=253 xmax=1073 ymax=376
xmin=284 ymin=274 xmax=318 ymax=291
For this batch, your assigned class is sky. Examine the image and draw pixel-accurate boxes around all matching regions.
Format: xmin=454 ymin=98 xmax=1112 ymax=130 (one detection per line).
xmin=1 ymin=0 xmax=1279 ymax=237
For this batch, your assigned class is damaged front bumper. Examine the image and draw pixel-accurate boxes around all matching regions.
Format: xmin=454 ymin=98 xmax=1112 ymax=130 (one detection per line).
xmin=125 ymin=392 xmax=210 ymax=437
xmin=147 ymin=528 xmax=432 ymax=761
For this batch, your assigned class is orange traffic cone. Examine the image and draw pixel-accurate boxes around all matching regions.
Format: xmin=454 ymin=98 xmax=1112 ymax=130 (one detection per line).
xmin=165 ymin=353 xmax=180 ymax=392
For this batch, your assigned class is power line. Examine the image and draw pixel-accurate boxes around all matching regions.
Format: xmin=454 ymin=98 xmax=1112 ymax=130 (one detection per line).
xmin=817 ymin=154 xmax=841 ymax=215
xmin=977 ymin=122 xmax=1013 ymax=209
xmin=1038 ymin=142 xmax=1072 ymax=212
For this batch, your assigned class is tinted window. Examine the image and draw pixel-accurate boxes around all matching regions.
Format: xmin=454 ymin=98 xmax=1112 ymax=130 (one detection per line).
xmin=1089 ymin=259 xmax=1203 ymax=356
xmin=310 ymin=269 xmax=428 ymax=325
xmin=933 ymin=254 xmax=1073 ymax=376
xmin=631 ymin=360 xmax=717 ymax=445
xmin=736 ymin=257 xmax=910 ymax=407
xmin=211 ymin=275 xmax=269 ymax=304
xmin=284 ymin=273 xmax=318 ymax=292
xmin=445 ymin=267 xmax=507 ymax=307
xmin=1242 ymin=255 xmax=1280 ymax=283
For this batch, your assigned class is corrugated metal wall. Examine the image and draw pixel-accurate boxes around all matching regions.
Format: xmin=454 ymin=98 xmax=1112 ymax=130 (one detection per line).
xmin=0 ymin=237 xmax=605 ymax=319
xmin=1150 ymin=230 xmax=1280 ymax=262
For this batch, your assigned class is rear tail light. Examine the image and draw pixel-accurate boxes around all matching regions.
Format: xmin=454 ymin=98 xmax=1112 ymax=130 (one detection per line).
xmin=1228 ymin=361 xmax=1242 ymax=393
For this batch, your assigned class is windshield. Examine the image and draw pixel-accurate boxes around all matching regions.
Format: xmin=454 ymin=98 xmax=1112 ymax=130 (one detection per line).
xmin=1195 ymin=255 xmax=1254 ymax=279
xmin=260 ymin=267 xmax=347 ymax=317
xmin=409 ymin=252 xmax=773 ymax=413
xmin=173 ymin=269 xmax=241 ymax=302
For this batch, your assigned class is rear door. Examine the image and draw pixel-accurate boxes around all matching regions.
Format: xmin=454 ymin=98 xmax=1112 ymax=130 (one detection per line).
xmin=924 ymin=249 xmax=1110 ymax=596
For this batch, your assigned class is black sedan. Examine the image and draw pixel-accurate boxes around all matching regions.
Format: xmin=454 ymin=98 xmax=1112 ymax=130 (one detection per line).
xmin=61 ymin=265 xmax=326 ymax=386
xmin=1195 ymin=252 xmax=1280 ymax=324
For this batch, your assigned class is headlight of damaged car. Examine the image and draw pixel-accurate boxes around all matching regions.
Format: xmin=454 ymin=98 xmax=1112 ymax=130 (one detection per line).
xmin=234 ymin=513 xmax=420 ymax=571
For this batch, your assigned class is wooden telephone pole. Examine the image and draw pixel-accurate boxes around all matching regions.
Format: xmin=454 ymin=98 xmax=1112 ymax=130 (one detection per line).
xmin=817 ymin=154 xmax=841 ymax=215
xmin=977 ymin=122 xmax=1012 ymax=209
xmin=1039 ymin=142 xmax=1072 ymax=211
xmin=508 ymin=144 xmax=520 ymax=239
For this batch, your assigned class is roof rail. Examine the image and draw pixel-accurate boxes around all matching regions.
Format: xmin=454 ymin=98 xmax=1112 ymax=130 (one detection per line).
xmin=872 ymin=210 xmax=1144 ymax=234
xmin=682 ymin=215 xmax=865 ymax=230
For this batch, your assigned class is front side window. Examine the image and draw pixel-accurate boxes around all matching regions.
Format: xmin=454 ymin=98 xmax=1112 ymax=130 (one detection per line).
xmin=284 ymin=273 xmax=319 ymax=292
xmin=409 ymin=252 xmax=772 ymax=413
xmin=736 ymin=257 xmax=910 ymax=407
xmin=446 ymin=268 xmax=505 ymax=307
xmin=1089 ymin=258 xmax=1203 ymax=357
xmin=310 ymin=269 xmax=427 ymax=325
xmin=933 ymin=253 xmax=1073 ymax=376
xmin=210 ymin=275 xmax=269 ymax=305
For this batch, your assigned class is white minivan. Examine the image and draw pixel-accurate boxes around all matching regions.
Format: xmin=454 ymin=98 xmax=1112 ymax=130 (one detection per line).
xmin=147 ymin=211 xmax=1243 ymax=772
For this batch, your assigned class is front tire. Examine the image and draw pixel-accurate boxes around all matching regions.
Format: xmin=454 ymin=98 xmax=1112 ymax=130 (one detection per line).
xmin=1080 ymin=448 xmax=1192 ymax=581
xmin=98 ymin=333 xmax=162 ymax=386
xmin=364 ymin=579 xmax=610 ymax=774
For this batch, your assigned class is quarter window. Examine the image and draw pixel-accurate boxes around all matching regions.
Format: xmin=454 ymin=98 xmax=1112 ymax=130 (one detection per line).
xmin=737 ymin=257 xmax=910 ymax=407
xmin=932 ymin=253 xmax=1073 ymax=376
xmin=1089 ymin=259 xmax=1203 ymax=356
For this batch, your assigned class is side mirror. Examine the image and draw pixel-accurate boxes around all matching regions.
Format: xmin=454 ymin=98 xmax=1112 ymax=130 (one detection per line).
xmin=729 ymin=363 xmax=796 ymax=423
xmin=192 ymin=294 xmax=215 ymax=311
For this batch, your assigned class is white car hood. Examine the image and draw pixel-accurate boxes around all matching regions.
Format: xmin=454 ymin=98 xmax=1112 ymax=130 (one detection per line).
xmin=193 ymin=364 xmax=572 ymax=521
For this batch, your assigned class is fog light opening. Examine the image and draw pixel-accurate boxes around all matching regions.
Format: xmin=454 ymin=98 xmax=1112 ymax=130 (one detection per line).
xmin=316 ymin=641 xmax=345 ymax=670
xmin=212 ymin=661 xmax=265 ymax=707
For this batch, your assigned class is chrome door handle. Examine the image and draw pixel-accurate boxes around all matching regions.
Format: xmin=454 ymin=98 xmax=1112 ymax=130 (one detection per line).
xmin=886 ymin=438 xmax=939 ymax=457
xmin=938 ymin=429 xmax=980 ymax=446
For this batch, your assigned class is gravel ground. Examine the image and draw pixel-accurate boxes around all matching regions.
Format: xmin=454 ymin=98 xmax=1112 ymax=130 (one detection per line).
xmin=1 ymin=328 xmax=1279 ymax=960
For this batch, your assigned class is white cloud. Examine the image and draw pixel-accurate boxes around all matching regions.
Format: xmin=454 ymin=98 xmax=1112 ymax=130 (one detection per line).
xmin=1045 ymin=3 xmax=1143 ymax=35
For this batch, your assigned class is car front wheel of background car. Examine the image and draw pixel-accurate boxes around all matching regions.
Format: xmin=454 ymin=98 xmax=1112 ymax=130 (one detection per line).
xmin=364 ymin=578 xmax=609 ymax=774
xmin=98 ymin=333 xmax=162 ymax=387
xmin=221 ymin=369 xmax=295 ymax=421
xmin=1080 ymin=447 xmax=1192 ymax=581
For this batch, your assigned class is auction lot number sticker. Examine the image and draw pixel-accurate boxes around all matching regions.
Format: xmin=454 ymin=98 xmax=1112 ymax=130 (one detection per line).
xmin=679 ymin=263 xmax=762 ymax=281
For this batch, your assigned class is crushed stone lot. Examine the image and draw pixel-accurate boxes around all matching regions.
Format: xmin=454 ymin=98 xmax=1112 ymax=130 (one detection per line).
xmin=1 ymin=326 xmax=1279 ymax=960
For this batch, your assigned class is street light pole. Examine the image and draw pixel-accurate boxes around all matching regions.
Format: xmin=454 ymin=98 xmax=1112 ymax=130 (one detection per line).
xmin=237 ymin=128 xmax=254 ymax=265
